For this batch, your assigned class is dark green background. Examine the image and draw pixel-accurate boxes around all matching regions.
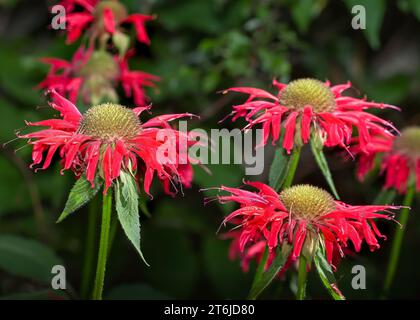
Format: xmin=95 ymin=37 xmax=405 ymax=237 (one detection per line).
xmin=0 ymin=0 xmax=419 ymax=299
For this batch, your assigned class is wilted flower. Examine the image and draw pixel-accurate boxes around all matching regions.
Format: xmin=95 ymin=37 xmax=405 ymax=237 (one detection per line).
xmin=223 ymin=78 xmax=398 ymax=154
xmin=20 ymin=90 xmax=196 ymax=195
xmin=214 ymin=182 xmax=398 ymax=271
xmin=59 ymin=0 xmax=155 ymax=45
xmin=353 ymin=126 xmax=420 ymax=194
xmin=39 ymin=47 xmax=158 ymax=106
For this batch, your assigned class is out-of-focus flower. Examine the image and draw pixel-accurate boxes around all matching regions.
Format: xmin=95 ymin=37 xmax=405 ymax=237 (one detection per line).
xmin=59 ymin=0 xmax=155 ymax=45
xmin=39 ymin=47 xmax=158 ymax=106
xmin=59 ymin=0 xmax=97 ymax=12
xmin=353 ymin=126 xmax=420 ymax=194
xmin=223 ymin=78 xmax=398 ymax=154
xmin=214 ymin=182 xmax=398 ymax=271
xmin=118 ymin=49 xmax=159 ymax=107
xmin=19 ymin=90 xmax=197 ymax=195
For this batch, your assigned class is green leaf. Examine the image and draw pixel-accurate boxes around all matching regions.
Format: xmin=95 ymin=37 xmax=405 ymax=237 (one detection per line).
xmin=248 ymin=244 xmax=291 ymax=300
xmin=344 ymin=0 xmax=386 ymax=49
xmin=57 ymin=175 xmax=102 ymax=223
xmin=314 ymin=245 xmax=345 ymax=300
xmin=310 ymin=140 xmax=340 ymax=199
xmin=115 ymin=171 xmax=148 ymax=265
xmin=269 ymin=145 xmax=291 ymax=192
xmin=290 ymin=0 xmax=328 ymax=33
xmin=112 ymin=31 xmax=130 ymax=58
xmin=0 ymin=235 xmax=63 ymax=284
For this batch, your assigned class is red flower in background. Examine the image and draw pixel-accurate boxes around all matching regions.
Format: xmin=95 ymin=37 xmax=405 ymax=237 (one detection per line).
xmin=59 ymin=0 xmax=155 ymax=45
xmin=353 ymin=127 xmax=420 ymax=194
xmin=20 ymin=90 xmax=197 ymax=195
xmin=38 ymin=46 xmax=89 ymax=103
xmin=223 ymin=78 xmax=398 ymax=154
xmin=39 ymin=47 xmax=158 ymax=106
xmin=222 ymin=231 xmax=268 ymax=272
xmin=213 ymin=183 xmax=398 ymax=272
xmin=118 ymin=50 xmax=160 ymax=107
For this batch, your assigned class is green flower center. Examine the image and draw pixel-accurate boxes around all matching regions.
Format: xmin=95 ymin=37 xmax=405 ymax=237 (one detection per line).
xmin=280 ymin=78 xmax=336 ymax=112
xmin=94 ymin=0 xmax=128 ymax=24
xmin=279 ymin=184 xmax=336 ymax=219
xmin=78 ymin=103 xmax=140 ymax=140
xmin=393 ymin=126 xmax=420 ymax=159
xmin=77 ymin=51 xmax=119 ymax=80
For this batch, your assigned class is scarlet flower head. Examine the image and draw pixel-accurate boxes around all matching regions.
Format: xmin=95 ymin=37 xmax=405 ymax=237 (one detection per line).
xmin=353 ymin=126 xmax=420 ymax=194
xmin=20 ymin=90 xmax=197 ymax=195
xmin=223 ymin=78 xmax=398 ymax=154
xmin=214 ymin=182 xmax=398 ymax=272
xmin=39 ymin=47 xmax=158 ymax=106
xmin=59 ymin=0 xmax=155 ymax=46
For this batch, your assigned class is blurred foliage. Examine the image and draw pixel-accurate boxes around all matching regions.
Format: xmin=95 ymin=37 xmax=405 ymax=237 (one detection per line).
xmin=0 ymin=0 xmax=419 ymax=299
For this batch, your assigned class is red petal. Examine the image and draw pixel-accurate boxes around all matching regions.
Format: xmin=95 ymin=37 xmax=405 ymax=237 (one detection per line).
xmin=103 ymin=7 xmax=116 ymax=34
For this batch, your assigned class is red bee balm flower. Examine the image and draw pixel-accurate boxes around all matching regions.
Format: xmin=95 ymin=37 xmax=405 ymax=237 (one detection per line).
xmin=223 ymin=78 xmax=398 ymax=154
xmin=216 ymin=182 xmax=398 ymax=271
xmin=20 ymin=90 xmax=196 ymax=195
xmin=60 ymin=0 xmax=155 ymax=45
xmin=39 ymin=47 xmax=158 ymax=106
xmin=354 ymin=127 xmax=420 ymax=193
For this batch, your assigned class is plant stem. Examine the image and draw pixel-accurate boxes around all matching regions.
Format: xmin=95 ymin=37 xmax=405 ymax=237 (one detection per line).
xmin=107 ymin=214 xmax=118 ymax=258
xmin=296 ymin=255 xmax=307 ymax=300
xmin=80 ymin=199 xmax=98 ymax=299
xmin=92 ymin=190 xmax=112 ymax=300
xmin=248 ymin=146 xmax=302 ymax=299
xmin=283 ymin=147 xmax=301 ymax=189
xmin=382 ymin=184 xmax=415 ymax=297
xmin=249 ymin=246 xmax=269 ymax=297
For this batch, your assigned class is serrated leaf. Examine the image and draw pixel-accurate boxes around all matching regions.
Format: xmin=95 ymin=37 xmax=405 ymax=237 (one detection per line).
xmin=269 ymin=146 xmax=291 ymax=192
xmin=314 ymin=246 xmax=345 ymax=300
xmin=248 ymin=245 xmax=291 ymax=300
xmin=0 ymin=235 xmax=63 ymax=284
xmin=57 ymin=175 xmax=102 ymax=223
xmin=310 ymin=140 xmax=340 ymax=199
xmin=112 ymin=31 xmax=130 ymax=58
xmin=115 ymin=171 xmax=148 ymax=265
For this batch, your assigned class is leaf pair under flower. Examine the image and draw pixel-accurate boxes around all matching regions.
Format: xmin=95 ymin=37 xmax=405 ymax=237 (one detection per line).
xmin=58 ymin=171 xmax=147 ymax=265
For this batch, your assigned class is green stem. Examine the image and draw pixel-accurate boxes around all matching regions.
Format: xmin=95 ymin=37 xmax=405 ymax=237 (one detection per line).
xmin=92 ymin=190 xmax=112 ymax=300
xmin=248 ymin=147 xmax=302 ymax=299
xmin=249 ymin=246 xmax=269 ymax=296
xmin=107 ymin=214 xmax=118 ymax=258
xmin=296 ymin=255 xmax=308 ymax=300
xmin=283 ymin=147 xmax=301 ymax=189
xmin=382 ymin=184 xmax=415 ymax=297
xmin=80 ymin=199 xmax=98 ymax=299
